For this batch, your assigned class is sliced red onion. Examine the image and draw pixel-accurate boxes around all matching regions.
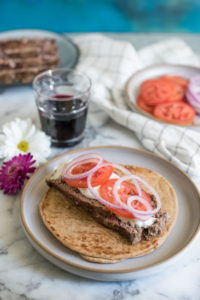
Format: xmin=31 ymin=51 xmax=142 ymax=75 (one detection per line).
xmin=187 ymin=87 xmax=200 ymax=104
xmin=189 ymin=75 xmax=200 ymax=96
xmin=86 ymin=162 xmax=141 ymax=210
xmin=190 ymin=74 xmax=200 ymax=86
xmin=186 ymin=90 xmax=200 ymax=115
xmin=63 ymin=155 xmax=161 ymax=221
xmin=87 ymin=169 xmax=124 ymax=210
xmin=62 ymin=153 xmax=103 ymax=180
xmin=127 ymin=196 xmax=153 ymax=221
xmin=187 ymin=75 xmax=200 ymax=105
xmin=102 ymin=162 xmax=142 ymax=196
xmin=190 ymin=86 xmax=200 ymax=97
xmin=113 ymin=175 xmax=161 ymax=217
xmin=186 ymin=97 xmax=200 ymax=115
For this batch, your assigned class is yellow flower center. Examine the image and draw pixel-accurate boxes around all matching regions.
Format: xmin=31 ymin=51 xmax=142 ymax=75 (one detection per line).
xmin=17 ymin=141 xmax=29 ymax=152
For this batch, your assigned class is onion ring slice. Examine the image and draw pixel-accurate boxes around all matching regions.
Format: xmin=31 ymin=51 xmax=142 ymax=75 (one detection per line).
xmin=62 ymin=153 xmax=103 ymax=180
xmin=113 ymin=175 xmax=161 ymax=217
xmin=87 ymin=162 xmax=137 ymax=210
xmin=127 ymin=196 xmax=153 ymax=221
xmin=101 ymin=163 xmax=142 ymax=196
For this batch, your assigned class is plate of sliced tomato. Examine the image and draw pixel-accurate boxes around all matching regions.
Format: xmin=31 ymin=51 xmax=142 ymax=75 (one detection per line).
xmin=125 ymin=64 xmax=200 ymax=126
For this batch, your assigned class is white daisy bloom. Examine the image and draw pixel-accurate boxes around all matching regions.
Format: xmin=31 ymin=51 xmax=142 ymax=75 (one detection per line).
xmin=0 ymin=118 xmax=51 ymax=167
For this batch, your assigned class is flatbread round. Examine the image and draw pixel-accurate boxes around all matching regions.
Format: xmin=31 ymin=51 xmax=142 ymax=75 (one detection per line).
xmin=39 ymin=166 xmax=178 ymax=263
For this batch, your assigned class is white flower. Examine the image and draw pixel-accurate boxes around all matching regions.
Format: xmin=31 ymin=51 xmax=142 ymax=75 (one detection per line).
xmin=0 ymin=118 xmax=51 ymax=167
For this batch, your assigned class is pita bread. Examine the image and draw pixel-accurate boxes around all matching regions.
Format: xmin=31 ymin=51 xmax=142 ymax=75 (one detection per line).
xmin=39 ymin=165 xmax=177 ymax=263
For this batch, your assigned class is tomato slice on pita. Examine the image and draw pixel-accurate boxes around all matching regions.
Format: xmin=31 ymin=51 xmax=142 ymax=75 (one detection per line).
xmin=99 ymin=179 xmax=152 ymax=219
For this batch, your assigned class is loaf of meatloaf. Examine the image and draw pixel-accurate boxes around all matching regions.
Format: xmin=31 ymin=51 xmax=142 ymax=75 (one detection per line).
xmin=0 ymin=37 xmax=59 ymax=84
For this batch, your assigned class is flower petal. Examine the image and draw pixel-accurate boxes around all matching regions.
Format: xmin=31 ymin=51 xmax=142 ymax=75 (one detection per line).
xmin=0 ymin=118 xmax=51 ymax=166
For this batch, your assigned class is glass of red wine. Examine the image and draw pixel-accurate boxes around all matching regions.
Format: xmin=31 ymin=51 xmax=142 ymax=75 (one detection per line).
xmin=33 ymin=69 xmax=91 ymax=147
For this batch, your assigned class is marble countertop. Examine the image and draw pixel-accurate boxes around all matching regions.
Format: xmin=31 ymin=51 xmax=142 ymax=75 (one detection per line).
xmin=0 ymin=33 xmax=200 ymax=300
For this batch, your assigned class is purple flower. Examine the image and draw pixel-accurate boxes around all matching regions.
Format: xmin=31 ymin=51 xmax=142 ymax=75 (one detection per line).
xmin=0 ymin=153 xmax=36 ymax=195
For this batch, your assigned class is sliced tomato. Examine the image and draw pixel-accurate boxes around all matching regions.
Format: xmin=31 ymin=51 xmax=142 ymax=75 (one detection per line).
xmin=153 ymin=102 xmax=195 ymax=125
xmin=137 ymin=95 xmax=154 ymax=114
xmin=99 ymin=179 xmax=152 ymax=219
xmin=141 ymin=78 xmax=185 ymax=105
xmin=141 ymin=79 xmax=157 ymax=90
xmin=161 ymin=75 xmax=189 ymax=88
xmin=141 ymin=78 xmax=175 ymax=105
xmin=167 ymin=83 xmax=185 ymax=102
xmin=72 ymin=162 xmax=96 ymax=174
xmin=65 ymin=162 xmax=113 ymax=188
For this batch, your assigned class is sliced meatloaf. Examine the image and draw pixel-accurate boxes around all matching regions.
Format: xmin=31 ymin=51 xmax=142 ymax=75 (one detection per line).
xmin=0 ymin=37 xmax=59 ymax=83
xmin=46 ymin=176 xmax=168 ymax=244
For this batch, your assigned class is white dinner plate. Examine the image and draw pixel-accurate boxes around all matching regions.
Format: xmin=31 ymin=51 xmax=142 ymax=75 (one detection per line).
xmin=125 ymin=64 xmax=200 ymax=127
xmin=0 ymin=29 xmax=79 ymax=84
xmin=21 ymin=146 xmax=200 ymax=281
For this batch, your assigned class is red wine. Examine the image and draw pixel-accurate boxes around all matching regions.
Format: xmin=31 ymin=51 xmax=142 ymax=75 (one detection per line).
xmin=38 ymin=94 xmax=88 ymax=147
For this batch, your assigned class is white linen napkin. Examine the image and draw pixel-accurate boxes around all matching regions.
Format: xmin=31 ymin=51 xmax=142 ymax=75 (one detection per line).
xmin=73 ymin=34 xmax=200 ymax=177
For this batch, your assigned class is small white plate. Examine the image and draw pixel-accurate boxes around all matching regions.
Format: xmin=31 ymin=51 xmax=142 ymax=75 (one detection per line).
xmin=125 ymin=64 xmax=200 ymax=127
xmin=0 ymin=29 xmax=79 ymax=80
xmin=21 ymin=146 xmax=200 ymax=281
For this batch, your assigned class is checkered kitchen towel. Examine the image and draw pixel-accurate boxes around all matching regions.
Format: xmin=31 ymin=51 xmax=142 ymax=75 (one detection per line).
xmin=73 ymin=34 xmax=200 ymax=177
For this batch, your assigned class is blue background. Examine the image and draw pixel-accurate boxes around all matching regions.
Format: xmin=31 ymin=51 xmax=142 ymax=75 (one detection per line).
xmin=0 ymin=0 xmax=199 ymax=33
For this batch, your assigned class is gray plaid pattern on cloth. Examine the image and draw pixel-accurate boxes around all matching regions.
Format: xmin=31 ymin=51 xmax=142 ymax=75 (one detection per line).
xmin=73 ymin=34 xmax=200 ymax=177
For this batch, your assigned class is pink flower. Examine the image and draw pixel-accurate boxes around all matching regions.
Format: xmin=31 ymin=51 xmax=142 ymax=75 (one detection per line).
xmin=0 ymin=153 xmax=36 ymax=195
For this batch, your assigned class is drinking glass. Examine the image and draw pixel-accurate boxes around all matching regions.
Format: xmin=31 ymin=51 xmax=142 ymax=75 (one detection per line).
xmin=33 ymin=68 xmax=91 ymax=147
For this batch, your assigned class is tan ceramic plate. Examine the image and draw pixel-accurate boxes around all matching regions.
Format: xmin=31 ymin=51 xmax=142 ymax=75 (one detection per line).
xmin=125 ymin=64 xmax=200 ymax=127
xmin=20 ymin=146 xmax=200 ymax=281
